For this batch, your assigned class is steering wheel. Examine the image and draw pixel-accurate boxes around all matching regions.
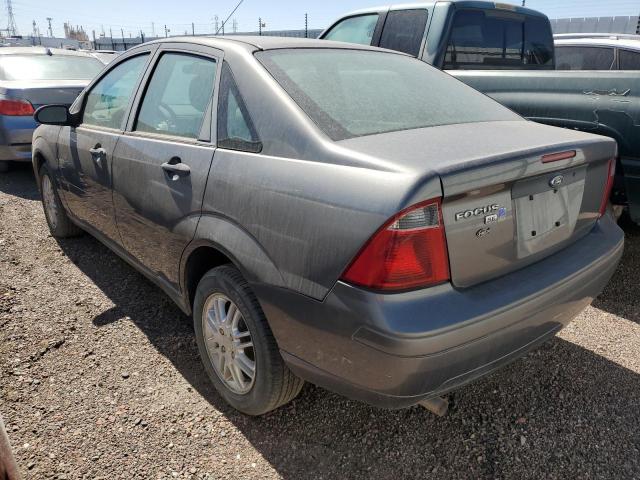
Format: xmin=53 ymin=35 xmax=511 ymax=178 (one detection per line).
xmin=158 ymin=102 xmax=178 ymax=127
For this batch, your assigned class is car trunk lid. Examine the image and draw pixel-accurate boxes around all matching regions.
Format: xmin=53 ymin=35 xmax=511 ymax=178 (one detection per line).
xmin=0 ymin=80 xmax=89 ymax=109
xmin=337 ymin=120 xmax=616 ymax=288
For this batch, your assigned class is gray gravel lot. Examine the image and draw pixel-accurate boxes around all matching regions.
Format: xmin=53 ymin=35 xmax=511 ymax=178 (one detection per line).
xmin=1 ymin=164 xmax=639 ymax=480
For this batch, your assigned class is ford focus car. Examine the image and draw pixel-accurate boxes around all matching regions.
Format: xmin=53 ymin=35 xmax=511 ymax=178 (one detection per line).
xmin=32 ymin=37 xmax=623 ymax=415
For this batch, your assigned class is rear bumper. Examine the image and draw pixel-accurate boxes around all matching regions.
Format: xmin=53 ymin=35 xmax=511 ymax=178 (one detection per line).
xmin=256 ymin=214 xmax=624 ymax=409
xmin=0 ymin=115 xmax=37 ymax=162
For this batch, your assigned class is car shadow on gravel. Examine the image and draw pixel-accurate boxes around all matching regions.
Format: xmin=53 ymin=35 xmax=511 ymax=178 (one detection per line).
xmin=53 ymin=232 xmax=640 ymax=479
xmin=0 ymin=163 xmax=39 ymax=201
xmin=592 ymin=214 xmax=640 ymax=324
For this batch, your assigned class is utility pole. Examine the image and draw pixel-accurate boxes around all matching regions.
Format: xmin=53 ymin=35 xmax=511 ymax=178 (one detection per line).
xmin=232 ymin=18 xmax=238 ymax=33
xmin=259 ymin=17 xmax=262 ymax=36
xmin=305 ymin=13 xmax=308 ymax=38
xmin=151 ymin=22 xmax=155 ymax=37
xmin=221 ymin=21 xmax=225 ymax=35
xmin=6 ymin=0 xmax=18 ymax=36
xmin=92 ymin=29 xmax=96 ymax=49
xmin=192 ymin=22 xmax=195 ymax=35
xmin=164 ymin=24 xmax=169 ymax=37
xmin=46 ymin=17 xmax=53 ymax=37
xmin=214 ymin=15 xmax=219 ymax=34
xmin=121 ymin=28 xmax=124 ymax=40
xmin=521 ymin=0 xmax=525 ymax=6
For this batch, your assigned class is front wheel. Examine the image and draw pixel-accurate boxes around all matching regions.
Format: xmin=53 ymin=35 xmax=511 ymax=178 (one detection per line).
xmin=39 ymin=165 xmax=82 ymax=238
xmin=194 ymin=265 xmax=303 ymax=415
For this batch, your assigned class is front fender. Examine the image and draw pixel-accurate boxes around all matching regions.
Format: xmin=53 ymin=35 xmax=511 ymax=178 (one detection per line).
xmin=180 ymin=214 xmax=286 ymax=303
xmin=31 ymin=126 xmax=61 ymax=183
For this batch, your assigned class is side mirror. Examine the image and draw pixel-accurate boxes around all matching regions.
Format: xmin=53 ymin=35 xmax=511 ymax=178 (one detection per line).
xmin=34 ymin=104 xmax=75 ymax=126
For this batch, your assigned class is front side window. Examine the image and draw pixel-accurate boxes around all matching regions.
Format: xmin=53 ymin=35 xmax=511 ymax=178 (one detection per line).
xmin=0 ymin=54 xmax=104 ymax=81
xmin=258 ymin=49 xmax=520 ymax=141
xmin=135 ymin=52 xmax=217 ymax=139
xmin=323 ymin=14 xmax=379 ymax=46
xmin=619 ymin=49 xmax=640 ymax=70
xmin=217 ymin=62 xmax=261 ymax=153
xmin=555 ymin=46 xmax=615 ymax=70
xmin=82 ymin=54 xmax=149 ymax=129
xmin=444 ymin=9 xmax=554 ymax=69
xmin=379 ymin=10 xmax=428 ymax=57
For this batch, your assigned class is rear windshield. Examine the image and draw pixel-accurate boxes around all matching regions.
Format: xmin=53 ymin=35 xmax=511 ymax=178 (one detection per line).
xmin=257 ymin=49 xmax=520 ymax=141
xmin=0 ymin=54 xmax=104 ymax=81
xmin=444 ymin=9 xmax=554 ymax=70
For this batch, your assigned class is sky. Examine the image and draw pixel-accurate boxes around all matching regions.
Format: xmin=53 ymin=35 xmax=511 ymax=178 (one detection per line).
xmin=7 ymin=0 xmax=640 ymax=38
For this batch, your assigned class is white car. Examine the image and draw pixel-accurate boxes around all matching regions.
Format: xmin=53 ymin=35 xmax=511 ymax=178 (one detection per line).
xmin=554 ymin=33 xmax=640 ymax=70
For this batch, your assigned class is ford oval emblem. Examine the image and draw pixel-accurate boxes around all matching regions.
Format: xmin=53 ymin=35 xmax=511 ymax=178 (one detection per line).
xmin=549 ymin=175 xmax=564 ymax=188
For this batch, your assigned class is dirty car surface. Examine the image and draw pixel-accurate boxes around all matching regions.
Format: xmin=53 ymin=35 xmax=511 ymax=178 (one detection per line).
xmin=32 ymin=36 xmax=624 ymax=415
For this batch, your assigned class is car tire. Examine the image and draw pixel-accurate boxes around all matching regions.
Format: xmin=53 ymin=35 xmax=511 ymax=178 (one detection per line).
xmin=0 ymin=161 xmax=9 ymax=173
xmin=39 ymin=164 xmax=83 ymax=238
xmin=194 ymin=265 xmax=304 ymax=415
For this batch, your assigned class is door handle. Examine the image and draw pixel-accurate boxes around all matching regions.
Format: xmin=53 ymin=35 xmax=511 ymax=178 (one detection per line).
xmin=89 ymin=145 xmax=106 ymax=164
xmin=161 ymin=158 xmax=191 ymax=180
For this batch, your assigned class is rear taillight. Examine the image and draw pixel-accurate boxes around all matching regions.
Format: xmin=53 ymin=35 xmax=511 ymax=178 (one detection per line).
xmin=0 ymin=99 xmax=35 ymax=116
xmin=599 ymin=158 xmax=616 ymax=217
xmin=341 ymin=198 xmax=450 ymax=291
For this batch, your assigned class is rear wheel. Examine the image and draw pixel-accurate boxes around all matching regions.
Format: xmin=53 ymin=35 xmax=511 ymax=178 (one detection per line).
xmin=39 ymin=165 xmax=82 ymax=238
xmin=0 ymin=161 xmax=9 ymax=173
xmin=194 ymin=265 xmax=304 ymax=415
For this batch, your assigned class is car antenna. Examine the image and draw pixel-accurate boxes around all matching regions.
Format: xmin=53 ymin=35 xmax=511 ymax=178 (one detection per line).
xmin=215 ymin=0 xmax=244 ymax=35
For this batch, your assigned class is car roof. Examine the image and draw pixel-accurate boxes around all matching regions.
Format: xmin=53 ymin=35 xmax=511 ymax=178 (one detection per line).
xmin=329 ymin=1 xmax=548 ymax=19
xmin=141 ymin=35 xmax=408 ymax=54
xmin=0 ymin=46 xmax=98 ymax=57
xmin=554 ymin=37 xmax=640 ymax=50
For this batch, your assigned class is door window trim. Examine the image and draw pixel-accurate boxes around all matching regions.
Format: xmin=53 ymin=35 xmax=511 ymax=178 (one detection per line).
xmin=124 ymin=43 xmax=223 ymax=146
xmin=76 ymin=47 xmax=156 ymax=133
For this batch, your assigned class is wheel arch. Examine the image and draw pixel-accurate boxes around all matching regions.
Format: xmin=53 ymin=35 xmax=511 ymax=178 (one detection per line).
xmin=180 ymin=215 xmax=286 ymax=314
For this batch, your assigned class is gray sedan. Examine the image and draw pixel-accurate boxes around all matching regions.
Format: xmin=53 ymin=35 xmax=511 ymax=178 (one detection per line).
xmin=32 ymin=37 xmax=623 ymax=415
xmin=0 ymin=47 xmax=104 ymax=172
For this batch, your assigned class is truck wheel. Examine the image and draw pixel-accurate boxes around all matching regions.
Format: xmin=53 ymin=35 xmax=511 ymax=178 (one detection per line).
xmin=194 ymin=265 xmax=304 ymax=415
xmin=39 ymin=165 xmax=82 ymax=238
xmin=0 ymin=161 xmax=9 ymax=173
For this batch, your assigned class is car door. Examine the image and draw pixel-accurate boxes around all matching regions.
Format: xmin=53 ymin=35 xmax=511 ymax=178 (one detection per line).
xmin=58 ymin=50 xmax=153 ymax=243
xmin=111 ymin=44 xmax=220 ymax=289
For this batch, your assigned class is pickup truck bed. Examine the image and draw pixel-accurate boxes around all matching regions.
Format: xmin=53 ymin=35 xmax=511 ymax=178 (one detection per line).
xmin=452 ymin=69 xmax=640 ymax=218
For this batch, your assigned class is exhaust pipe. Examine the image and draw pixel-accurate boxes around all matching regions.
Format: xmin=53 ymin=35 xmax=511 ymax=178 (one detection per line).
xmin=419 ymin=396 xmax=449 ymax=417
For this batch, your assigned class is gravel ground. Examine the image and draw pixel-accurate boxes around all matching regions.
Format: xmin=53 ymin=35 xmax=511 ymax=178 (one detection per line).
xmin=1 ymin=164 xmax=639 ymax=480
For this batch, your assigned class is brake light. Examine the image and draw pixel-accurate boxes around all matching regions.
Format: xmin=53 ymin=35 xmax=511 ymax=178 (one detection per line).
xmin=341 ymin=198 xmax=450 ymax=291
xmin=542 ymin=150 xmax=576 ymax=163
xmin=0 ymin=99 xmax=35 ymax=116
xmin=599 ymin=158 xmax=616 ymax=217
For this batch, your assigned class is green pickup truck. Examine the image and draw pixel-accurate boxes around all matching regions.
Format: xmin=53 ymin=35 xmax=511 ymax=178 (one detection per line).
xmin=321 ymin=1 xmax=640 ymax=222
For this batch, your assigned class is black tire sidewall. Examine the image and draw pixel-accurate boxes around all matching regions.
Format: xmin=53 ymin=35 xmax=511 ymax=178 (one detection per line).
xmin=193 ymin=267 xmax=277 ymax=415
xmin=39 ymin=165 xmax=62 ymax=235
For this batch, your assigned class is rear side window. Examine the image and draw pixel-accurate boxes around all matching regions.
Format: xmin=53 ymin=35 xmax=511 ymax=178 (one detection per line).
xmin=555 ymin=46 xmax=615 ymax=70
xmin=135 ymin=52 xmax=217 ymax=139
xmin=619 ymin=49 xmax=640 ymax=70
xmin=379 ymin=9 xmax=428 ymax=56
xmin=82 ymin=54 xmax=149 ymax=129
xmin=444 ymin=9 xmax=554 ymax=69
xmin=323 ymin=15 xmax=379 ymax=45
xmin=217 ymin=62 xmax=261 ymax=153
xmin=257 ymin=49 xmax=520 ymax=141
